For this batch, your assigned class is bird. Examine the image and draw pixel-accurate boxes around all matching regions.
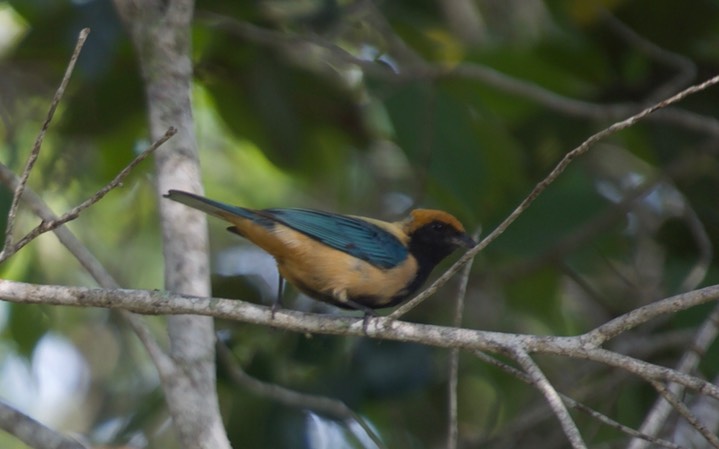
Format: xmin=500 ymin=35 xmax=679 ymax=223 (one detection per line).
xmin=163 ymin=190 xmax=476 ymax=317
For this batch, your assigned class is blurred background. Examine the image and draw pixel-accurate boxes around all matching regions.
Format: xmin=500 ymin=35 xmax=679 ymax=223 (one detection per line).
xmin=0 ymin=0 xmax=718 ymax=448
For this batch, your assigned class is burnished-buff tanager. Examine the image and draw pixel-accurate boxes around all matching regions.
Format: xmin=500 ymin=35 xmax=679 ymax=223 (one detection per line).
xmin=164 ymin=190 xmax=476 ymax=314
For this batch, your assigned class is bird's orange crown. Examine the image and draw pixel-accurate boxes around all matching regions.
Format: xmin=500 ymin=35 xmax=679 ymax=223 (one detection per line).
xmin=402 ymin=209 xmax=467 ymax=235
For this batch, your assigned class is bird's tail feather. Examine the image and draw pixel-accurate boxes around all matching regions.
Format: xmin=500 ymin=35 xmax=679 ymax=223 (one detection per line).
xmin=163 ymin=190 xmax=255 ymax=222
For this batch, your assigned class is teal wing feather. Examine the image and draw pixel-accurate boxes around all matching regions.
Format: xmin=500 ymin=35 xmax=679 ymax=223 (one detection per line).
xmin=265 ymin=208 xmax=408 ymax=269
xmin=164 ymin=191 xmax=408 ymax=269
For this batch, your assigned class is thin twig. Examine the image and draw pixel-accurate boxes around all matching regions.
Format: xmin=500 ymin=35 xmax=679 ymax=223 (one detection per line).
xmin=674 ymin=372 xmax=719 ymax=448
xmin=628 ymin=302 xmax=719 ymax=449
xmin=678 ymin=204 xmax=713 ymax=293
xmin=473 ymin=351 xmax=684 ymax=449
xmin=447 ymin=228 xmax=480 ymax=449
xmin=0 ymin=164 xmax=117 ymax=287
xmin=0 ymin=127 xmax=176 ymax=264
xmin=389 ymin=74 xmax=719 ymax=319
xmin=650 ymin=380 xmax=719 ymax=449
xmin=0 ymin=154 xmax=177 ymax=384
xmin=446 ymin=62 xmax=718 ymax=135
xmin=0 ymin=144 xmax=180 ymax=391
xmin=510 ymin=348 xmax=587 ymax=449
xmin=122 ymin=310 xmax=176 ymax=374
xmin=501 ymin=151 xmax=712 ymax=294
xmin=199 ymin=13 xmax=719 ymax=136
xmin=0 ymin=150 xmax=180 ymax=446
xmin=2 ymin=28 xmax=90 ymax=255
xmin=216 ymin=339 xmax=386 ymax=449
xmin=602 ymin=12 xmax=696 ymax=102
xmin=0 ymin=29 xmax=97 ymax=449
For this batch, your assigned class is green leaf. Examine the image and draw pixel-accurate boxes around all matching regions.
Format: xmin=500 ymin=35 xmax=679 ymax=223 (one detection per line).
xmin=8 ymin=303 xmax=48 ymax=357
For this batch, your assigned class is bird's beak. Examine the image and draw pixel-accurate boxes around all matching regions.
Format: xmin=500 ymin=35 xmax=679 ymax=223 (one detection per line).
xmin=453 ymin=233 xmax=477 ymax=249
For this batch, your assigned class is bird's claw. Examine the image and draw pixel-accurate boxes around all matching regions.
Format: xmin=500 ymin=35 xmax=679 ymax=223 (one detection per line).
xmin=271 ymin=301 xmax=281 ymax=320
xmin=361 ymin=310 xmax=377 ymax=335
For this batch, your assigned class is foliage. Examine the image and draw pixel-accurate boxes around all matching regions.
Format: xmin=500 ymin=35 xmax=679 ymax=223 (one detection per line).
xmin=1 ymin=0 xmax=719 ymax=448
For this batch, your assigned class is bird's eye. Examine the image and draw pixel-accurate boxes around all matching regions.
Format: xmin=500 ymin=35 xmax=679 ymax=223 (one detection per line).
xmin=431 ymin=222 xmax=447 ymax=231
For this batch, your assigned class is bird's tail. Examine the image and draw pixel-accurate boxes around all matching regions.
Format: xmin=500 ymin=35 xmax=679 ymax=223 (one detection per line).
xmin=163 ymin=190 xmax=256 ymax=222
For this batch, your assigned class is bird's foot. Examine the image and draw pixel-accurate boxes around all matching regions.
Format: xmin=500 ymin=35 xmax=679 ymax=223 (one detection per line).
xmin=361 ymin=310 xmax=377 ymax=335
xmin=271 ymin=300 xmax=282 ymax=320
xmin=272 ymin=275 xmax=285 ymax=320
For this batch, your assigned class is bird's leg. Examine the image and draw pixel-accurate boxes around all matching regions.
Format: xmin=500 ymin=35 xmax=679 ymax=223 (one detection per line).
xmin=361 ymin=312 xmax=374 ymax=335
xmin=334 ymin=290 xmax=377 ymax=334
xmin=345 ymin=299 xmax=377 ymax=334
xmin=272 ymin=275 xmax=285 ymax=319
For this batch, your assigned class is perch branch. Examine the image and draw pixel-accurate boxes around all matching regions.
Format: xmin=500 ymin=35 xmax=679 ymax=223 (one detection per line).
xmin=1 ymin=281 xmax=718 ymax=403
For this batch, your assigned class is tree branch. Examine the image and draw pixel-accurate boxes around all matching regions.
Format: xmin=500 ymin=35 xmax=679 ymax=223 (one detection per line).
xmin=113 ymin=0 xmax=230 ymax=447
xmin=510 ymin=349 xmax=586 ymax=449
xmin=674 ymin=373 xmax=719 ymax=448
xmin=216 ymin=339 xmax=386 ymax=449
xmin=650 ymin=380 xmax=719 ymax=449
xmin=447 ymin=228 xmax=479 ymax=449
xmin=1 ymin=280 xmax=718 ymax=400
xmin=389 ymin=73 xmax=719 ymax=319
xmin=2 ymin=28 xmax=90 ymax=257
xmin=0 ymin=400 xmax=87 ymax=449
xmin=0 ymin=127 xmax=176 ymax=264
xmin=473 ymin=351 xmax=684 ymax=449
xmin=601 ymin=11 xmax=697 ymax=102
xmin=583 ymin=286 xmax=719 ymax=346
xmin=0 ymin=145 xmax=179 ymax=382
xmin=0 ymin=27 xmax=174 ymax=449
xmin=628 ymin=301 xmax=719 ymax=449
xmin=198 ymin=13 xmax=719 ymax=137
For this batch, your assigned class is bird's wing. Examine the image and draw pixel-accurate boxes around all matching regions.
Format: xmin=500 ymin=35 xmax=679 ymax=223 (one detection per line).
xmin=264 ymin=208 xmax=408 ymax=269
